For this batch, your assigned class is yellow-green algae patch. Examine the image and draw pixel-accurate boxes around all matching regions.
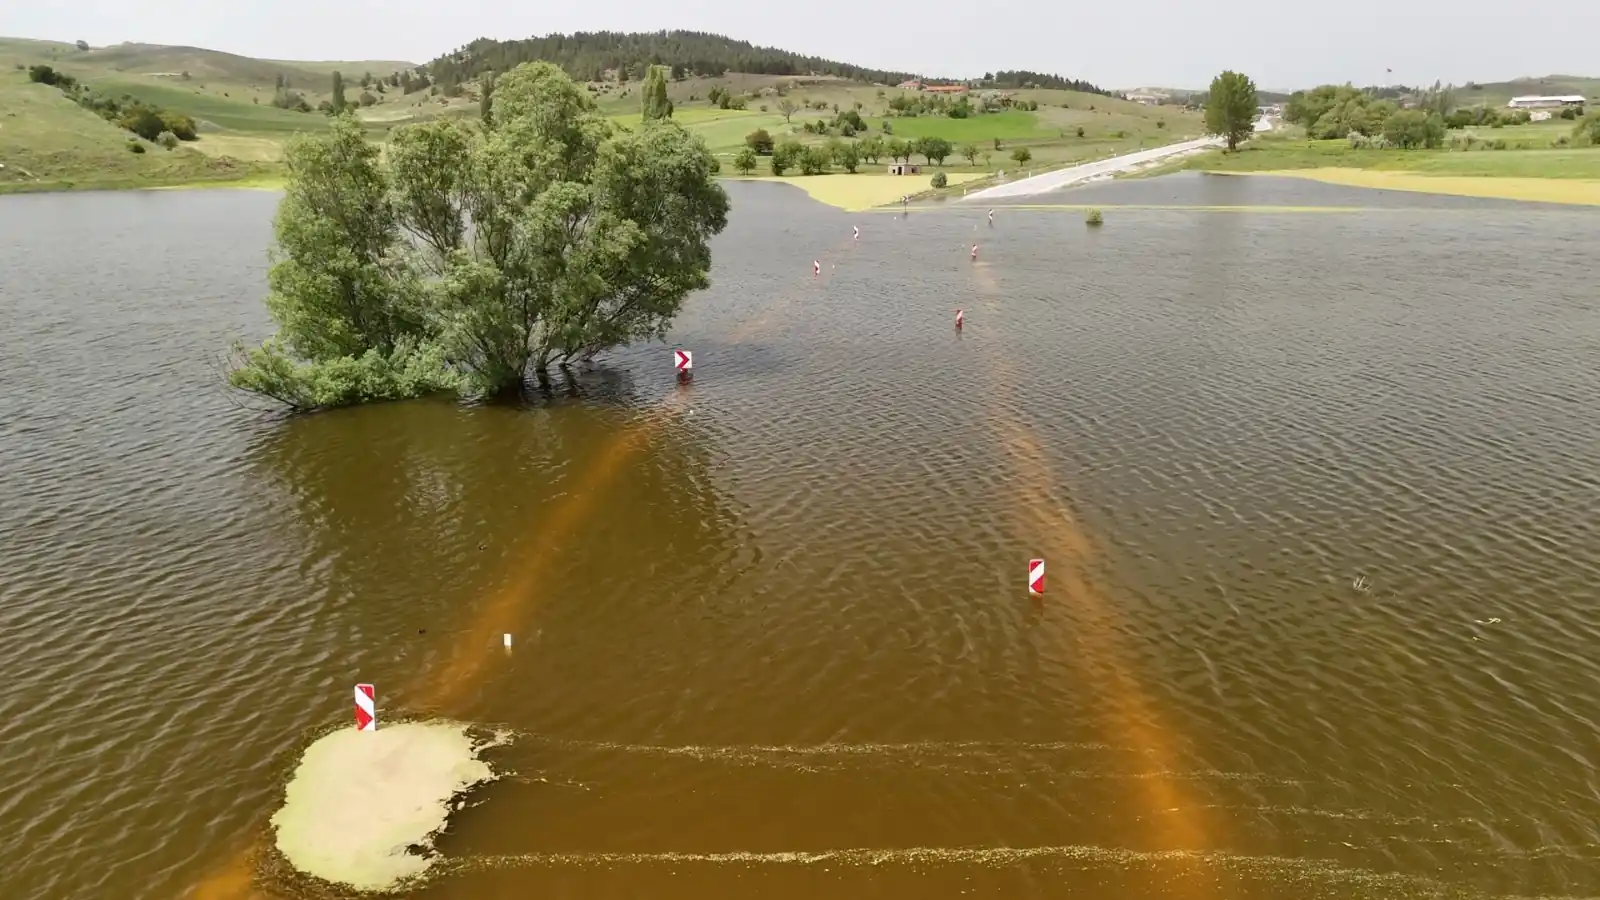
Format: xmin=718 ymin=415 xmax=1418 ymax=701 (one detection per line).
xmin=738 ymin=173 xmax=985 ymax=210
xmin=1235 ymin=168 xmax=1600 ymax=206
xmin=269 ymin=721 xmax=503 ymax=892
xmin=145 ymin=175 xmax=286 ymax=192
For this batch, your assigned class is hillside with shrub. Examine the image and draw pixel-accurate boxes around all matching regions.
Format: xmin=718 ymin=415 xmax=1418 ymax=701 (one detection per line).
xmin=425 ymin=31 xmax=1109 ymax=97
xmin=0 ymin=36 xmax=466 ymax=190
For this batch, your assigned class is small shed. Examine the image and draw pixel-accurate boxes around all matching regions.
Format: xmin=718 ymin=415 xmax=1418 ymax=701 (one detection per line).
xmin=887 ymin=163 xmax=922 ymax=175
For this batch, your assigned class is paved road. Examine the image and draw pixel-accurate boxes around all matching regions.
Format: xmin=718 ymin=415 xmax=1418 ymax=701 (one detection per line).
xmin=963 ymin=135 xmax=1225 ymax=201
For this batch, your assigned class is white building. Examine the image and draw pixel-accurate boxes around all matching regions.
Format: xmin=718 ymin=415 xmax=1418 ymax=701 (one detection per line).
xmin=1506 ymin=95 xmax=1585 ymax=109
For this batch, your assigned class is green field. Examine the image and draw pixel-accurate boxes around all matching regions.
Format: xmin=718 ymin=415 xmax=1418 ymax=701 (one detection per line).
xmin=1169 ymin=130 xmax=1600 ymax=179
xmin=607 ymin=106 xmax=786 ymax=152
xmin=597 ymin=74 xmax=1204 ymax=187
xmin=1455 ymin=120 xmax=1576 ymax=149
xmin=87 ymin=76 xmax=331 ymax=133
xmin=882 ymin=110 xmax=1055 ymax=141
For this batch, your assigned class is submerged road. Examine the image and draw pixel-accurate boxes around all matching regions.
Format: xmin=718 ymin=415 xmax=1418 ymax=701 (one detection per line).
xmin=963 ymin=135 xmax=1225 ymax=201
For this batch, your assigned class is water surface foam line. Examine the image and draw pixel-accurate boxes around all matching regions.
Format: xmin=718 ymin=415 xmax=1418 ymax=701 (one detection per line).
xmin=535 ymin=737 xmax=1119 ymax=756
xmin=516 ymin=736 xmax=1300 ymax=782
xmin=968 ymin=257 xmax=1222 ymax=891
xmin=448 ymin=844 xmax=1485 ymax=897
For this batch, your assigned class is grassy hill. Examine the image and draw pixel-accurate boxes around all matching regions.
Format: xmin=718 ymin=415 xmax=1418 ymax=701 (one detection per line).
xmin=0 ymin=75 xmax=274 ymax=191
xmin=1456 ymin=75 xmax=1600 ymax=107
xmin=426 ymin=31 xmax=1111 ymax=97
xmin=0 ymin=36 xmax=473 ymax=189
xmin=585 ymin=71 xmax=1201 ymax=176
xmin=0 ymin=32 xmax=1198 ymax=193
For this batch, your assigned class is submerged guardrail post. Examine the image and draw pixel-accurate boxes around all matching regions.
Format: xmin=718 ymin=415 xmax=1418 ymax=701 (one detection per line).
xmin=354 ymin=683 xmax=375 ymax=731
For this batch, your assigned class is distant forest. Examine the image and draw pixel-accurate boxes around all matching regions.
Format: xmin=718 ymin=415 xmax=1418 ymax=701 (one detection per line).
xmin=425 ymin=30 xmax=1110 ymax=97
xmin=983 ymin=71 xmax=1112 ymax=96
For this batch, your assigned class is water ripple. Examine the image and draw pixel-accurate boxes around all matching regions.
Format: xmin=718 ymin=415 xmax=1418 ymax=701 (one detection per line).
xmin=2 ymin=181 xmax=1598 ymax=900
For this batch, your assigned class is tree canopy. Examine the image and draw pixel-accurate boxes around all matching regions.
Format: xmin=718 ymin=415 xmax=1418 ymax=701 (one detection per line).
xmin=1205 ymin=70 xmax=1259 ymax=151
xmin=427 ymin=30 xmax=926 ymax=87
xmin=228 ymin=61 xmax=729 ymax=412
xmin=1284 ymin=84 xmax=1396 ymax=139
xmin=1381 ymin=109 xmax=1446 ymax=149
xmin=1282 ymin=83 xmax=1466 ymax=142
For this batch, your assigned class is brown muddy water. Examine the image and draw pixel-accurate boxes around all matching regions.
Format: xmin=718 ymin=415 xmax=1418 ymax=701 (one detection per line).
xmin=2 ymin=176 xmax=1599 ymax=900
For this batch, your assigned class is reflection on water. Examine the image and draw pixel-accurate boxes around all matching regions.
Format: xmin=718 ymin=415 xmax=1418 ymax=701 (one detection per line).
xmin=0 ymin=179 xmax=1598 ymax=900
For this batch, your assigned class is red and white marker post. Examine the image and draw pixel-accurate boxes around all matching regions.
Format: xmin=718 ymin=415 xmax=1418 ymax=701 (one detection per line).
xmin=954 ymin=309 xmax=965 ymax=329
xmin=971 ymin=244 xmax=979 ymax=260
xmin=354 ymin=683 xmax=376 ymax=731
xmin=1028 ymin=559 xmax=1045 ymax=595
xmin=813 ymin=259 xmax=821 ymax=276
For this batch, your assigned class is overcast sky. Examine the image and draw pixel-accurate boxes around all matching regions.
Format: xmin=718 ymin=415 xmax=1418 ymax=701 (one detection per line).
xmin=4 ymin=0 xmax=1595 ymax=91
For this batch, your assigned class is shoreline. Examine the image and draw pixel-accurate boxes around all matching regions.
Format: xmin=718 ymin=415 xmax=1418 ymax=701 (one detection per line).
xmin=6 ymin=167 xmax=1598 ymax=210
xmin=1211 ymin=168 xmax=1600 ymax=206
xmin=0 ymin=171 xmax=287 ymax=196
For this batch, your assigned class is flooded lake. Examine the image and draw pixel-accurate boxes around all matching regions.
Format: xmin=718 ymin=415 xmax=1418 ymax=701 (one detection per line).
xmin=2 ymin=176 xmax=1599 ymax=900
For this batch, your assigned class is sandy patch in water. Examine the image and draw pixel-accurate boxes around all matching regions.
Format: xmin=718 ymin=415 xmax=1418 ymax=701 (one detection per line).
xmin=269 ymin=721 xmax=503 ymax=892
xmin=1245 ymin=168 xmax=1600 ymax=206
xmin=742 ymin=173 xmax=984 ymax=210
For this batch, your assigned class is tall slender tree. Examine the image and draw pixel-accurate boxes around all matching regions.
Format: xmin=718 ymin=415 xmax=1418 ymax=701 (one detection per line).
xmin=641 ymin=65 xmax=672 ymax=120
xmin=1205 ymin=70 xmax=1259 ymax=151
xmin=479 ymin=72 xmax=496 ymax=126
xmin=330 ymin=70 xmax=347 ymax=113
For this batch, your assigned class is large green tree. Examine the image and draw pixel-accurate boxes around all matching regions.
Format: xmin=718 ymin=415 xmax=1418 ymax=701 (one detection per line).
xmin=641 ymin=65 xmax=673 ymax=120
xmin=229 ymin=62 xmax=729 ymax=410
xmin=920 ymin=136 xmax=953 ymax=165
xmin=330 ymin=70 xmax=347 ymax=113
xmin=1205 ymin=70 xmax=1259 ymax=151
